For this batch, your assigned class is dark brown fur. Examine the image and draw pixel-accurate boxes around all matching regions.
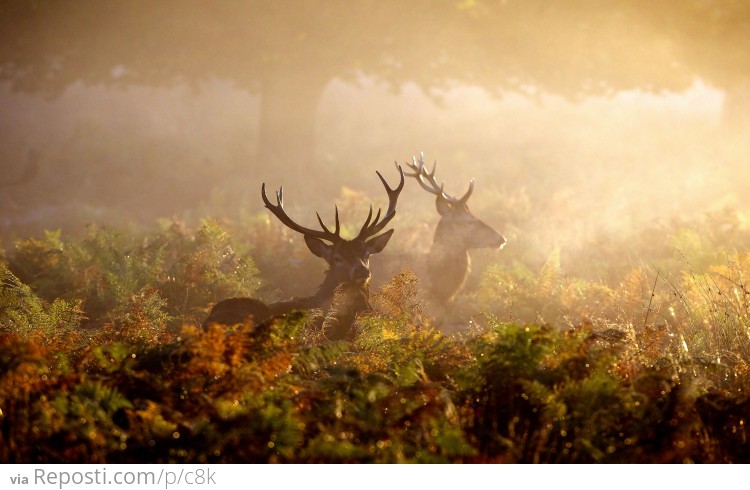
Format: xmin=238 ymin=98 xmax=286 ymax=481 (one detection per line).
xmin=203 ymin=167 xmax=404 ymax=340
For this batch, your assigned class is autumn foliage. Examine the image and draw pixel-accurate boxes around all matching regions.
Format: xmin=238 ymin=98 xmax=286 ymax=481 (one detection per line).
xmin=2 ymin=215 xmax=750 ymax=463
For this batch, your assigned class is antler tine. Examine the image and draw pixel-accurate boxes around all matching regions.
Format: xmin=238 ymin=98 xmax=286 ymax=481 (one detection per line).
xmin=402 ymin=154 xmax=422 ymax=177
xmin=358 ymin=204 xmax=384 ymax=237
xmin=315 ymin=206 xmax=341 ymax=236
xmin=405 ymin=153 xmax=450 ymax=199
xmin=359 ymin=204 xmax=374 ymax=233
xmin=357 ymin=165 xmax=405 ymax=240
xmin=378 ymin=165 xmax=404 ymax=216
xmin=261 ymin=183 xmax=340 ymax=242
xmin=458 ymin=178 xmax=475 ymax=204
xmin=406 ymin=153 xmax=476 ymax=204
xmin=420 ymin=159 xmax=446 ymax=195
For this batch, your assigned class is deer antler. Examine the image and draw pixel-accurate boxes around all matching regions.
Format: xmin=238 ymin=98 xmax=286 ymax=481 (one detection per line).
xmin=262 ymin=165 xmax=404 ymax=243
xmin=404 ymin=152 xmax=474 ymax=204
xmin=261 ymin=184 xmax=343 ymax=242
xmin=356 ymin=165 xmax=405 ymax=241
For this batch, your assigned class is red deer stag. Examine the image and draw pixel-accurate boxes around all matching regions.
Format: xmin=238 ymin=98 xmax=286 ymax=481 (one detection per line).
xmin=404 ymin=153 xmax=506 ymax=312
xmin=204 ymin=166 xmax=405 ymax=340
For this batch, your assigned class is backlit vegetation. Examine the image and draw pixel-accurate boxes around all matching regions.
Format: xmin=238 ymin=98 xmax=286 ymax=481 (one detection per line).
xmin=2 ymin=211 xmax=750 ymax=463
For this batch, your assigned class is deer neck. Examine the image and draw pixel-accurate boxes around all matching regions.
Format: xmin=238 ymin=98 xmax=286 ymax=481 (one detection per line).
xmin=316 ymin=271 xmax=370 ymax=309
xmin=323 ymin=283 xmax=371 ymax=340
xmin=269 ymin=269 xmax=370 ymax=318
xmin=301 ymin=271 xmax=371 ymax=340
xmin=428 ymin=228 xmax=471 ymax=305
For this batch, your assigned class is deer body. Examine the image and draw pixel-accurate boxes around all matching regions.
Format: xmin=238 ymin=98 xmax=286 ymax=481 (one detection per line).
xmin=203 ymin=297 xmax=274 ymax=327
xmin=203 ymin=167 xmax=404 ymax=340
xmin=203 ymin=274 xmax=363 ymax=335
xmin=427 ymin=237 xmax=471 ymax=307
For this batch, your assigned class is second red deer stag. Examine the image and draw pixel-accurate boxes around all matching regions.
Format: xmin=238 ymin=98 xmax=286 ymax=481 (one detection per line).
xmin=204 ymin=166 xmax=405 ymax=340
xmin=405 ymin=153 xmax=506 ymax=311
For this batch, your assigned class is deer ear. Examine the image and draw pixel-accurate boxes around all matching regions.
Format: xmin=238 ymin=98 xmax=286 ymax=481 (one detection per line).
xmin=365 ymin=229 xmax=394 ymax=255
xmin=436 ymin=195 xmax=453 ymax=216
xmin=304 ymin=236 xmax=333 ymax=260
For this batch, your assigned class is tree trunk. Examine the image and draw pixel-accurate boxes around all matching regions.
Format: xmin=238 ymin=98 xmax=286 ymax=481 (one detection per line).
xmin=255 ymin=70 xmax=329 ymax=193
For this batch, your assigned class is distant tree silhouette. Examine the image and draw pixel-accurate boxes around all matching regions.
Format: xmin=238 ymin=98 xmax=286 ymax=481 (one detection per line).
xmin=1 ymin=0 xmax=748 ymax=178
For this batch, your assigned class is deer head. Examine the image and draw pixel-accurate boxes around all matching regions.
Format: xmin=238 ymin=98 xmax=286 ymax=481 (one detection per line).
xmin=262 ymin=166 xmax=405 ymax=290
xmin=405 ymin=153 xmax=506 ymax=253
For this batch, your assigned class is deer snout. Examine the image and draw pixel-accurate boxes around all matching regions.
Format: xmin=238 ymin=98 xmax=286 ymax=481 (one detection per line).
xmin=350 ymin=262 xmax=372 ymax=285
xmin=495 ymin=233 xmax=507 ymax=249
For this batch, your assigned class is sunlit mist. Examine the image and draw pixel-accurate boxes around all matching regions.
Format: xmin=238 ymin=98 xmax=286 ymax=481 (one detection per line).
xmin=1 ymin=1 xmax=748 ymax=271
xmin=5 ymin=1 xmax=750 ymax=465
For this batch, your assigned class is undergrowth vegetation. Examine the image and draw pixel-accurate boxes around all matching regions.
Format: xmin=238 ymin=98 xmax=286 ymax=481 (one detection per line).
xmin=2 ymin=213 xmax=750 ymax=463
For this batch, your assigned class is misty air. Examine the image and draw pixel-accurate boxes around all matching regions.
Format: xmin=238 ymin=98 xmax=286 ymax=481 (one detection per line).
xmin=1 ymin=1 xmax=749 ymax=466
